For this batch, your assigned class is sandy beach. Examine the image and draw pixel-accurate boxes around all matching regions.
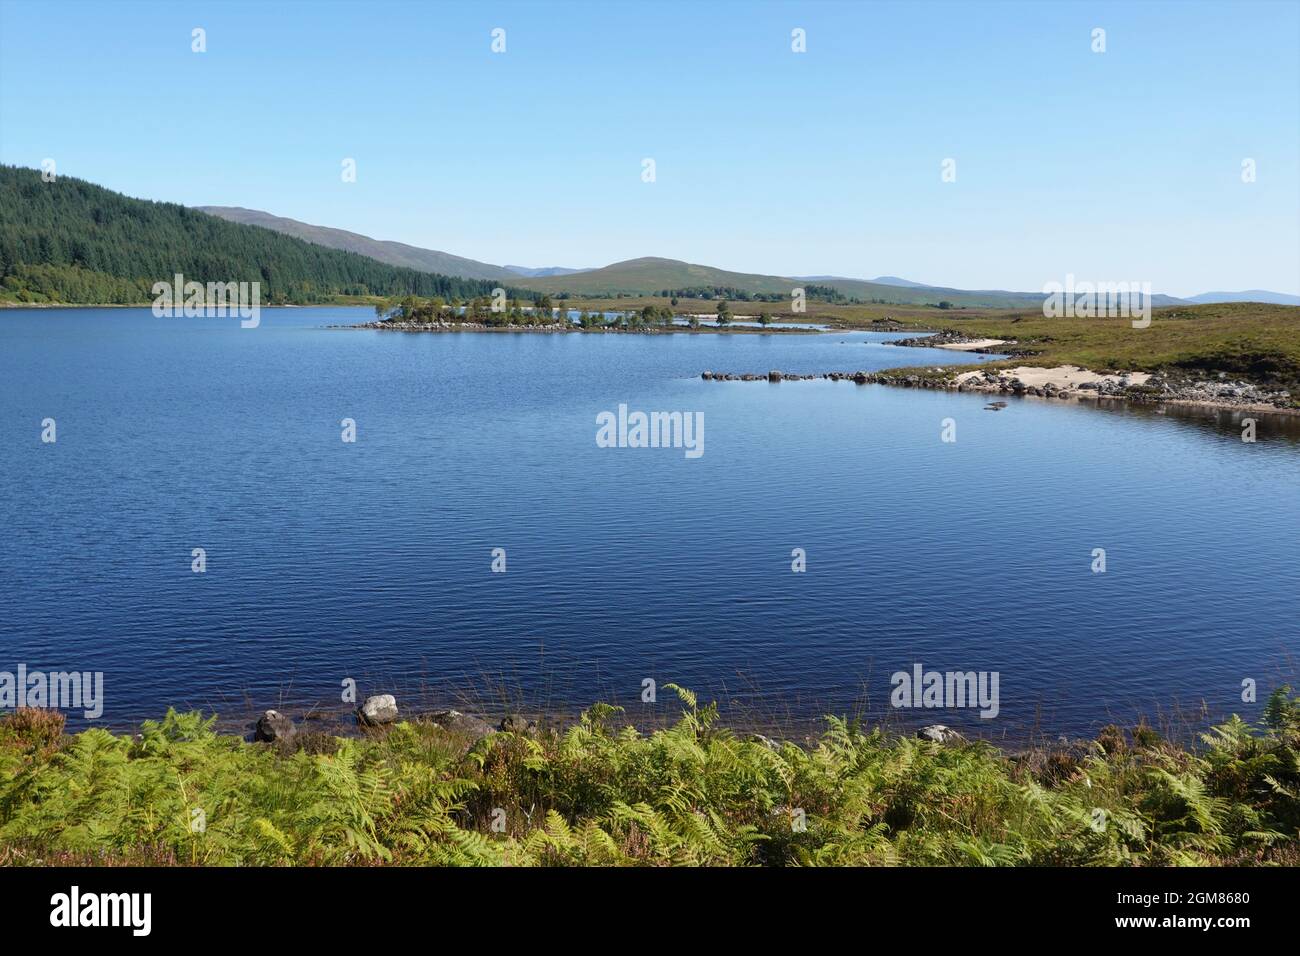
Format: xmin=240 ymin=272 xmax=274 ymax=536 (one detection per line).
xmin=933 ymin=338 xmax=1009 ymax=351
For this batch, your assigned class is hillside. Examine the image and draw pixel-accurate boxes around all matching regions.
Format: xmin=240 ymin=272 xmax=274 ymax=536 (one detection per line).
xmin=513 ymin=256 xmax=799 ymax=297
xmin=197 ymin=206 xmax=519 ymax=282
xmin=0 ymin=166 xmax=516 ymax=305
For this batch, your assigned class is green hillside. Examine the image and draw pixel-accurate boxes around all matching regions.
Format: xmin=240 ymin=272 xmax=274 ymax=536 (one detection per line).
xmin=512 ymin=256 xmax=793 ymax=297
xmin=0 ymin=166 xmax=521 ymax=305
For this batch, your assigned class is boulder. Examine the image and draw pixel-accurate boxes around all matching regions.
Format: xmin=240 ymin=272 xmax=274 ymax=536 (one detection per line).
xmin=917 ymin=724 xmax=964 ymax=744
xmin=254 ymin=709 xmax=295 ymax=743
xmin=499 ymin=714 xmax=538 ymax=735
xmin=768 ymin=370 xmax=783 ymax=382
xmin=359 ymin=694 xmax=399 ymax=726
xmin=424 ymin=709 xmax=495 ymax=741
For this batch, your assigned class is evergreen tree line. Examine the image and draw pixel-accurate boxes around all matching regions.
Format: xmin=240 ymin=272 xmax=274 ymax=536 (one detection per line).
xmin=0 ymin=166 xmax=531 ymax=305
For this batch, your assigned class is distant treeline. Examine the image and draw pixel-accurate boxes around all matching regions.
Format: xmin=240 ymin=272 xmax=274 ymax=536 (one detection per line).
xmin=653 ymin=284 xmax=860 ymax=304
xmin=0 ymin=165 xmax=530 ymax=305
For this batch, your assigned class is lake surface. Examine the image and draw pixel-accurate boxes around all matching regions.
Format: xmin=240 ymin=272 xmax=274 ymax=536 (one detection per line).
xmin=1 ymin=307 xmax=1297 ymax=741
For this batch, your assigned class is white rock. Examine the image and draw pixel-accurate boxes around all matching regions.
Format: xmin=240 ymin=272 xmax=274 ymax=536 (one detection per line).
xmin=359 ymin=694 xmax=399 ymax=725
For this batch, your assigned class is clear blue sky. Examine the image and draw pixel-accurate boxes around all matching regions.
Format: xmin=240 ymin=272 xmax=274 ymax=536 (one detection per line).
xmin=2 ymin=0 xmax=1297 ymax=295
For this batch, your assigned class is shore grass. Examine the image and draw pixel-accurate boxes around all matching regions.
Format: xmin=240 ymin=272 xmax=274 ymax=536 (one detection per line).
xmin=548 ymin=298 xmax=1300 ymax=391
xmin=0 ymin=686 xmax=1295 ymax=867
xmin=824 ymin=302 xmax=1300 ymax=390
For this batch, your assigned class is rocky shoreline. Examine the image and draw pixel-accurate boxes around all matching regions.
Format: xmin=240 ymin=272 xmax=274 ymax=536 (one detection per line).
xmin=247 ymin=694 xmax=1001 ymax=756
xmin=334 ymin=320 xmax=817 ymax=334
xmin=700 ymin=366 xmax=1297 ymax=414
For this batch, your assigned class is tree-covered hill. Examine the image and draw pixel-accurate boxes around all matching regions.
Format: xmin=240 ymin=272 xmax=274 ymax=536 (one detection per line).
xmin=0 ymin=166 xmax=522 ymax=305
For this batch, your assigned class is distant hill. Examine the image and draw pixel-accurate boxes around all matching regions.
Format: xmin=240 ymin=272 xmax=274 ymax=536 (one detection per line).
xmin=197 ymin=206 xmax=517 ymax=282
xmin=514 ymin=257 xmax=799 ymax=297
xmin=504 ymin=265 xmax=585 ymax=278
xmin=512 ymin=257 xmax=1068 ymax=307
xmin=0 ymin=166 xmax=514 ymax=305
xmin=794 ymin=274 xmax=930 ymax=288
xmin=187 ymin=204 xmax=1194 ymax=308
xmin=1185 ymin=290 xmax=1300 ymax=306
xmin=871 ymin=275 xmax=930 ymax=288
xmin=513 ymin=260 xmax=1198 ymax=308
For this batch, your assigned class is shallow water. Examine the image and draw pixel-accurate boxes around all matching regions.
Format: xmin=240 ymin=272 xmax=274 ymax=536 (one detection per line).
xmin=1 ymin=307 xmax=1296 ymax=739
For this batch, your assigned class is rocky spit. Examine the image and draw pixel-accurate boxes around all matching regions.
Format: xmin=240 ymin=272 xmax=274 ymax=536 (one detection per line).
xmin=885 ymin=330 xmax=1014 ymax=352
xmin=334 ymin=320 xmax=816 ymax=334
xmin=700 ymin=367 xmax=1296 ymax=413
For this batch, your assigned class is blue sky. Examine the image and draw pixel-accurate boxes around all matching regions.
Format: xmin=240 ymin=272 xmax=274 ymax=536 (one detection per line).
xmin=1 ymin=0 xmax=1297 ymax=295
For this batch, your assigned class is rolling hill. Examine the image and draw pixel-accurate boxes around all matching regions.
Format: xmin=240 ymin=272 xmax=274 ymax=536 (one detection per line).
xmin=512 ymin=258 xmax=1161 ymax=309
xmin=185 ymin=207 xmax=1113 ymax=306
xmin=186 ymin=204 xmax=1232 ymax=308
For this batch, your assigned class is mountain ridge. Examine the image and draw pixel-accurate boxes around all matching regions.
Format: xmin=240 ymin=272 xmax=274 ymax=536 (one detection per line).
xmin=5 ymin=176 xmax=1290 ymax=309
xmin=196 ymin=206 xmax=519 ymax=282
xmin=191 ymin=206 xmax=1209 ymax=308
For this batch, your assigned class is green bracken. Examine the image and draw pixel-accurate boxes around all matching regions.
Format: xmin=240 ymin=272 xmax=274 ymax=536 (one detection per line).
xmin=0 ymin=685 xmax=1295 ymax=867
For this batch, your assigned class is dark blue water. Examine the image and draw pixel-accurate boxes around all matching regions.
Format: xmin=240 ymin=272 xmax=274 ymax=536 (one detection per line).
xmin=2 ymin=307 xmax=1297 ymax=739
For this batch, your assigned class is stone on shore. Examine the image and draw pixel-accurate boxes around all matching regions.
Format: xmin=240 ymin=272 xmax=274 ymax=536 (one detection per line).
xmin=499 ymin=714 xmax=539 ymax=735
xmin=255 ymin=709 xmax=295 ymax=742
xmin=424 ymin=709 xmax=495 ymax=741
xmin=917 ymin=724 xmax=964 ymax=744
xmin=359 ymin=694 xmax=399 ymax=726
